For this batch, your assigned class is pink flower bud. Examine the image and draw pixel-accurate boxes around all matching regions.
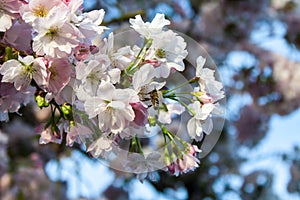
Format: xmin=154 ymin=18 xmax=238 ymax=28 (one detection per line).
xmin=74 ymin=43 xmax=90 ymax=61
xmin=177 ymin=155 xmax=196 ymax=172
xmin=167 ymin=163 xmax=177 ymax=174
xmin=189 ymin=146 xmax=196 ymax=155
xmin=130 ymin=102 xmax=148 ymax=126
xmin=146 ymin=59 xmax=160 ymax=67
xmin=51 ymin=126 xmax=61 ymax=139
xmin=62 ymin=0 xmax=72 ymax=5
xmin=90 ymin=45 xmax=99 ymax=54
xmin=41 ymin=58 xmax=49 ymax=68
xmin=188 ymin=145 xmax=201 ymax=156
xmin=199 ymin=93 xmax=213 ymax=104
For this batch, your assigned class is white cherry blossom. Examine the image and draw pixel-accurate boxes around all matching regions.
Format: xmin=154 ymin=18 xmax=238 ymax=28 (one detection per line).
xmin=87 ymin=134 xmax=114 ymax=158
xmin=84 ymin=81 xmax=139 ymax=134
xmin=143 ymin=30 xmax=188 ymax=78
xmin=32 ymin=6 xmax=80 ymax=58
xmin=0 ymin=0 xmax=23 ymax=31
xmin=75 ymin=54 xmax=112 ymax=94
xmin=187 ymin=102 xmax=214 ymax=141
xmin=68 ymin=0 xmax=107 ymax=38
xmin=158 ymin=103 xmax=185 ymax=124
xmin=129 ymin=13 xmax=170 ymax=39
xmin=99 ymin=33 xmax=134 ymax=70
xmin=196 ymin=56 xmax=224 ymax=102
xmin=0 ymin=56 xmax=48 ymax=91
xmin=20 ymin=0 xmax=63 ymax=25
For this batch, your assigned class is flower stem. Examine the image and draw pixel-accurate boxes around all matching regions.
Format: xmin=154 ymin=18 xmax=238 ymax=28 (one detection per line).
xmin=124 ymin=38 xmax=152 ymax=76
xmin=163 ymin=78 xmax=197 ymax=95
xmin=129 ymin=136 xmax=144 ymax=154
xmin=178 ymin=100 xmax=196 ymax=116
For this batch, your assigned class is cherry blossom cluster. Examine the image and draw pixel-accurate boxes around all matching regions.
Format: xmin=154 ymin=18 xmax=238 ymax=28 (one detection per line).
xmin=0 ymin=0 xmax=224 ymax=179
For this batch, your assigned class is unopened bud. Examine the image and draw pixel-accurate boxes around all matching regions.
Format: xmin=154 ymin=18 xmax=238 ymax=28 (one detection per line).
xmin=191 ymin=91 xmax=213 ymax=104
xmin=90 ymin=45 xmax=99 ymax=54
xmin=199 ymin=93 xmax=213 ymax=104
xmin=189 ymin=77 xmax=200 ymax=84
xmin=51 ymin=125 xmax=61 ymax=139
xmin=60 ymin=103 xmax=72 ymax=120
xmin=35 ymin=95 xmax=49 ymax=108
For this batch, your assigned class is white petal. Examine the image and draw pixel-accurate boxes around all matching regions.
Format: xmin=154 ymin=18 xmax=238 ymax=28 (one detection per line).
xmin=187 ymin=117 xmax=203 ymax=139
xmin=0 ymin=13 xmax=12 ymax=32
xmin=19 ymin=55 xmax=34 ymax=65
xmin=196 ymin=56 xmax=206 ymax=76
xmin=200 ymin=103 xmax=214 ymax=119
xmin=132 ymin=64 xmax=154 ymax=91
xmin=168 ymin=104 xmax=185 ymax=115
xmin=108 ymin=68 xmax=121 ymax=84
xmin=154 ymin=65 xmax=170 ymax=78
xmin=166 ymin=61 xmax=185 ymax=72
xmin=96 ymin=81 xmax=114 ymax=100
xmin=202 ymin=117 xmax=213 ymax=135
xmin=109 ymin=100 xmax=126 ymax=109
xmin=150 ymin=13 xmax=170 ymax=29
xmin=14 ymin=75 xmax=30 ymax=91
xmin=84 ymin=97 xmax=104 ymax=118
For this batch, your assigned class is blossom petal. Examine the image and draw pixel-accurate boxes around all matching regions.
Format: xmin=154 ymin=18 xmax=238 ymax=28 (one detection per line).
xmin=187 ymin=117 xmax=203 ymax=139
xmin=202 ymin=117 xmax=213 ymax=135
xmin=84 ymin=97 xmax=104 ymax=118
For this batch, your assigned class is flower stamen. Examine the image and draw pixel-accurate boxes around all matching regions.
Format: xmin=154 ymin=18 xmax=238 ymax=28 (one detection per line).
xmin=33 ymin=5 xmax=48 ymax=17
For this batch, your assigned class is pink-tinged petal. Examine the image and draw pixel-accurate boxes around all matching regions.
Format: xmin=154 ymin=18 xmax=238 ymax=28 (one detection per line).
xmin=130 ymin=102 xmax=148 ymax=126
xmin=0 ymin=60 xmax=22 ymax=81
xmin=0 ymin=0 xmax=23 ymax=31
xmin=36 ymin=124 xmax=62 ymax=145
xmin=21 ymin=0 xmax=64 ymax=24
xmin=73 ymin=43 xmax=90 ymax=61
xmin=66 ymin=123 xmax=92 ymax=146
xmin=13 ymin=74 xmax=31 ymax=91
xmin=33 ymin=57 xmax=49 ymax=88
xmin=3 ymin=21 xmax=32 ymax=52
xmin=47 ymin=58 xmax=72 ymax=95
xmin=31 ymin=6 xmax=80 ymax=57
xmin=55 ymin=82 xmax=74 ymax=105
xmin=0 ymin=82 xmax=35 ymax=113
